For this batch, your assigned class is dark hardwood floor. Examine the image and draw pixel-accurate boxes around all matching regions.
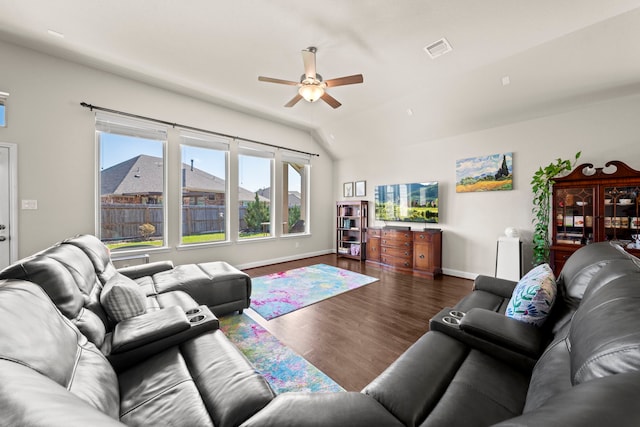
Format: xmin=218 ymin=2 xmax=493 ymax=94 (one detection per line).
xmin=242 ymin=254 xmax=474 ymax=392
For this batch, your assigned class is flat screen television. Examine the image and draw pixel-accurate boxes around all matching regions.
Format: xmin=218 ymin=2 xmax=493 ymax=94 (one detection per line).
xmin=374 ymin=181 xmax=438 ymax=223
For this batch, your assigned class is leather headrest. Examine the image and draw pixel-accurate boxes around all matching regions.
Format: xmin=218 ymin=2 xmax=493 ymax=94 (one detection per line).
xmin=558 ymin=242 xmax=630 ymax=301
xmin=581 ymin=258 xmax=640 ymax=302
xmin=0 ymin=280 xmax=85 ymax=387
xmin=64 ymin=234 xmax=118 ymax=282
xmin=0 ymin=252 xmax=85 ymax=318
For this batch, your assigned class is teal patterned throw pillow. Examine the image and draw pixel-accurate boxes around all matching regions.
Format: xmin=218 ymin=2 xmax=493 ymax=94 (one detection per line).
xmin=506 ymin=263 xmax=557 ymax=326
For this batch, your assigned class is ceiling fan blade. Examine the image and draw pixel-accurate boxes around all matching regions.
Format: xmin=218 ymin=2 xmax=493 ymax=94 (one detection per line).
xmin=320 ymin=92 xmax=342 ymax=109
xmin=258 ymin=76 xmax=299 ymax=86
xmin=302 ymin=48 xmax=317 ymax=80
xmin=325 ymin=74 xmax=364 ymax=88
xmin=284 ymin=94 xmax=303 ymax=108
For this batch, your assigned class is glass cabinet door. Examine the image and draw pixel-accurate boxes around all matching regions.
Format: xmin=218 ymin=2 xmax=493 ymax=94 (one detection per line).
xmin=603 ymin=186 xmax=640 ymax=247
xmin=554 ymin=187 xmax=595 ymax=246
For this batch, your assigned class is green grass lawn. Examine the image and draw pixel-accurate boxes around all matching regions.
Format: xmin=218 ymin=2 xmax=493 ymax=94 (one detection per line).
xmin=106 ymin=231 xmax=269 ymax=250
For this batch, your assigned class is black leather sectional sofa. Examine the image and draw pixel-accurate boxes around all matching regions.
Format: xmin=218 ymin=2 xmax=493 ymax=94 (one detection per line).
xmin=2 ymin=237 xmax=640 ymax=426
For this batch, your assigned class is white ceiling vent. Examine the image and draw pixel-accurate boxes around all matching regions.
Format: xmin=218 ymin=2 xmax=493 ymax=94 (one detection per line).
xmin=424 ymin=38 xmax=452 ymax=59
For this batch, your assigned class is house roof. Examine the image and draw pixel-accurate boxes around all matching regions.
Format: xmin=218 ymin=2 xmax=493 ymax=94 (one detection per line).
xmin=101 ymin=154 xmax=266 ymax=202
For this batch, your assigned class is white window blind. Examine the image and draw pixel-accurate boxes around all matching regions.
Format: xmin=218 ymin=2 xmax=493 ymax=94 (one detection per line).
xmin=180 ymin=130 xmax=230 ymax=150
xmin=96 ymin=111 xmax=167 ymax=140
xmin=281 ymin=150 xmax=312 ymax=165
xmin=238 ymin=141 xmax=276 ymax=158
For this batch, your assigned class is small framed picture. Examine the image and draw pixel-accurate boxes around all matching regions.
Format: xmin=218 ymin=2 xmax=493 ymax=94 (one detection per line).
xmin=355 ymin=180 xmax=366 ymax=197
xmin=343 ymin=182 xmax=354 ymax=198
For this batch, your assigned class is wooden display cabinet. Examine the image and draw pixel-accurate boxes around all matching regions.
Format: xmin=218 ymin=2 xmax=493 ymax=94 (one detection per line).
xmin=336 ymin=201 xmax=368 ymax=260
xmin=551 ymin=161 xmax=640 ymax=275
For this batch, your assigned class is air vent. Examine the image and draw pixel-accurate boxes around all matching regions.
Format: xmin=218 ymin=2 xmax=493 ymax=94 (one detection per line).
xmin=424 ymin=38 xmax=452 ymax=59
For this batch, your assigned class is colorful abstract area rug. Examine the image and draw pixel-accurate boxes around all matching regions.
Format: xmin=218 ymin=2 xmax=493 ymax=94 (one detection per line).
xmin=219 ymin=312 xmax=344 ymax=394
xmin=250 ymin=264 xmax=379 ymax=320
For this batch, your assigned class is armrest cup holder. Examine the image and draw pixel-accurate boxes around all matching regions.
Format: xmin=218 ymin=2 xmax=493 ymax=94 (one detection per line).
xmin=107 ymin=305 xmax=219 ymax=371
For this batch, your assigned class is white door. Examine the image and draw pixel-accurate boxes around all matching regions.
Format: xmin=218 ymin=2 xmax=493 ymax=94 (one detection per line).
xmin=0 ymin=144 xmax=16 ymax=269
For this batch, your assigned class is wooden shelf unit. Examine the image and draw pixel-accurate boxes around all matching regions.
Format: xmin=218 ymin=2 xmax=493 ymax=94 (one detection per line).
xmin=336 ymin=200 xmax=368 ymax=260
xmin=551 ymin=160 xmax=640 ymax=275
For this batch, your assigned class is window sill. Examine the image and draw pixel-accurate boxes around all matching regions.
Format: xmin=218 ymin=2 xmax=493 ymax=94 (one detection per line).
xmin=280 ymin=232 xmax=312 ymax=239
xmin=237 ymin=235 xmax=277 ymax=244
xmin=177 ymin=240 xmax=232 ymax=251
xmin=109 ymin=246 xmax=172 ymax=257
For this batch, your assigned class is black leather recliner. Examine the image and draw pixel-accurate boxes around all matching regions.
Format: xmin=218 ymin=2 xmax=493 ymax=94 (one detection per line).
xmin=3 ymin=239 xmax=640 ymax=426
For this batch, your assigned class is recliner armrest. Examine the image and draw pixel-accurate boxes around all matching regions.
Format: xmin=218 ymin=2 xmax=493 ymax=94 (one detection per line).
xmin=459 ymin=308 xmax=544 ymax=359
xmin=429 ymin=307 xmax=541 ymax=371
xmin=105 ymin=305 xmax=219 ymax=371
xmin=110 ymin=306 xmax=190 ymax=353
xmin=473 ymin=275 xmax=517 ymax=298
xmin=117 ymin=261 xmax=174 ymax=279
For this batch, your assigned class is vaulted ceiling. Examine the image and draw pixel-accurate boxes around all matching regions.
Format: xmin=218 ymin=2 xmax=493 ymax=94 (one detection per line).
xmin=2 ymin=0 xmax=640 ymax=159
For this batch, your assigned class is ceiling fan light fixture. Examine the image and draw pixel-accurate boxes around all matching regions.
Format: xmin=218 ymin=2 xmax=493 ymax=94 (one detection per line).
xmin=298 ymin=84 xmax=325 ymax=103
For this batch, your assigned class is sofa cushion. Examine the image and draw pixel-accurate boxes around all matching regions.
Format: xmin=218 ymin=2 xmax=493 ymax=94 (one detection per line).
xmin=522 ymin=323 xmax=573 ymax=412
xmin=569 ymin=273 xmax=640 ymax=385
xmin=505 ymin=263 xmax=556 ymax=326
xmin=101 ymin=273 xmax=147 ymax=322
xmin=420 ymin=349 xmax=529 ymax=426
xmin=119 ymin=331 xmax=274 ymax=427
xmin=73 ymin=307 xmax=108 ymax=347
xmin=0 ymin=280 xmax=120 ymax=418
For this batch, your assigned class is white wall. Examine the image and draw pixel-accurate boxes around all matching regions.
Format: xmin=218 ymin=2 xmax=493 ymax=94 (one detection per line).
xmin=0 ymin=40 xmax=335 ymax=268
xmin=3 ymin=39 xmax=640 ymax=277
xmin=335 ymin=94 xmax=640 ymax=278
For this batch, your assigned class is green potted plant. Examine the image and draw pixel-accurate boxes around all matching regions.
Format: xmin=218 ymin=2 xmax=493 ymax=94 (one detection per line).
xmin=531 ymin=152 xmax=581 ymax=266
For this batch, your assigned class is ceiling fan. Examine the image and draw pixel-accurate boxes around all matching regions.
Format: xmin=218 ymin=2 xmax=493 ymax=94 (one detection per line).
xmin=258 ymin=47 xmax=363 ymax=109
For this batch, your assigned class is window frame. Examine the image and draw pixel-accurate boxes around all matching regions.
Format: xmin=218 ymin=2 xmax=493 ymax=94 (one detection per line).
xmin=0 ymin=92 xmax=8 ymax=127
xmin=95 ymin=112 xmax=169 ymax=253
xmin=237 ymin=143 xmax=275 ymax=240
xmin=178 ymin=131 xmax=231 ymax=247
xmin=281 ymin=150 xmax=311 ymax=236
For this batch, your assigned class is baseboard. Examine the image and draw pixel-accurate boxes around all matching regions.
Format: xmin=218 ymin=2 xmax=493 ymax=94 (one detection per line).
xmin=237 ymin=250 xmax=480 ymax=281
xmin=236 ymin=249 xmax=335 ymax=270
xmin=442 ymin=267 xmax=478 ymax=280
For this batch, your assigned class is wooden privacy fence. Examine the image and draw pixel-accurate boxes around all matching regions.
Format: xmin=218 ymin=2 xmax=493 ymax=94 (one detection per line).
xmin=101 ymin=204 xmax=248 ymax=240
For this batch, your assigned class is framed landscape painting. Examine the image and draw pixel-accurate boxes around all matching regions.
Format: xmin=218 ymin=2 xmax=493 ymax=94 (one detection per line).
xmin=456 ymin=152 xmax=513 ymax=193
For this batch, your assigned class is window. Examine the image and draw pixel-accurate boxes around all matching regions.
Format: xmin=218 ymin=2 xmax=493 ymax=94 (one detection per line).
xmin=281 ymin=151 xmax=310 ymax=235
xmin=180 ymin=131 xmax=229 ymax=245
xmin=0 ymin=92 xmax=8 ymax=127
xmin=238 ymin=143 xmax=274 ymax=239
xmin=96 ymin=112 xmax=168 ymax=251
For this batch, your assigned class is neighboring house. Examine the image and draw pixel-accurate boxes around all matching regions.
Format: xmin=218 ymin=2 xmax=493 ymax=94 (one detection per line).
xmin=257 ymin=188 xmax=301 ymax=206
xmin=101 ymin=154 xmax=267 ymax=204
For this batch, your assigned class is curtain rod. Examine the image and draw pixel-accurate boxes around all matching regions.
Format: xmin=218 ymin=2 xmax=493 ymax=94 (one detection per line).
xmin=80 ymin=102 xmax=319 ymax=157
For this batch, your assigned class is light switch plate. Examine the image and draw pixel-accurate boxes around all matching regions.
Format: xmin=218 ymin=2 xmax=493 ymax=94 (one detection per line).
xmin=21 ymin=199 xmax=37 ymax=210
